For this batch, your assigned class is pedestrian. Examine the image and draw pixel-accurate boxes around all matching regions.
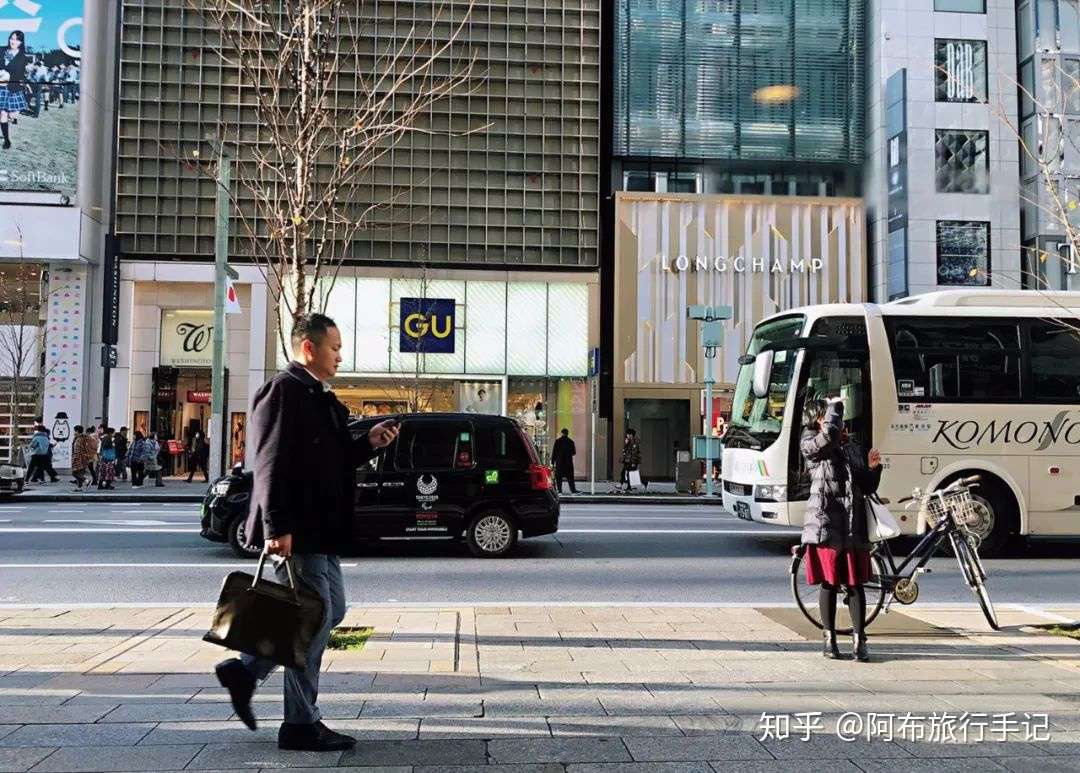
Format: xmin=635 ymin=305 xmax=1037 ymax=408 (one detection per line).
xmin=550 ymin=428 xmax=578 ymax=494
xmin=214 ymin=312 xmax=399 ymax=752
xmin=619 ymin=428 xmax=642 ymax=491
xmin=114 ymin=427 xmax=129 ymax=483
xmin=97 ymin=429 xmax=117 ymax=490
xmin=127 ymin=430 xmax=148 ymax=488
xmin=82 ymin=426 xmax=99 ymax=486
xmin=145 ymin=432 xmax=164 ymax=487
xmin=799 ymin=397 xmax=883 ymax=663
xmin=186 ymin=432 xmax=209 ymax=483
xmin=26 ymin=424 xmax=59 ymax=483
xmin=71 ymin=425 xmax=96 ymax=490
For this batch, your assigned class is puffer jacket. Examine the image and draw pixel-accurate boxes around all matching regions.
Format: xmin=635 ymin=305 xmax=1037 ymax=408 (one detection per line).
xmin=799 ymin=401 xmax=883 ymax=549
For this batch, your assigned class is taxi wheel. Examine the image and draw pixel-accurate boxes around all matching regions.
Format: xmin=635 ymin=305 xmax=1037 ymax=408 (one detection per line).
xmin=229 ymin=515 xmax=262 ymax=559
xmin=466 ymin=511 xmax=518 ymax=558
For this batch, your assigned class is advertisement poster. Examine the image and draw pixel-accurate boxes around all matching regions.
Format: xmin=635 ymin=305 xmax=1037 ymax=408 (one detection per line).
xmin=458 ymin=381 xmax=501 ymax=415
xmin=0 ymin=0 xmax=81 ymax=200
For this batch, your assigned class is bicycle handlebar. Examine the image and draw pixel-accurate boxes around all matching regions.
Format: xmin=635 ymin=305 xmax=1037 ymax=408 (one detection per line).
xmin=897 ymin=475 xmax=981 ymax=506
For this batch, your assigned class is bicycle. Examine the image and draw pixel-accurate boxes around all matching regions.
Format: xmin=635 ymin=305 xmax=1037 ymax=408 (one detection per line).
xmin=791 ymin=475 xmax=999 ymax=633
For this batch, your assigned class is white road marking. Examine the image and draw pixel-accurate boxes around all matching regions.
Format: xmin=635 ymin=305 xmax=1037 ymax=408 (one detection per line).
xmin=44 ymin=519 xmax=182 ymax=526
xmin=0 ymin=527 xmax=200 ymax=533
xmin=0 ymin=562 xmax=359 ymax=569
xmin=559 ymin=528 xmax=798 ymax=535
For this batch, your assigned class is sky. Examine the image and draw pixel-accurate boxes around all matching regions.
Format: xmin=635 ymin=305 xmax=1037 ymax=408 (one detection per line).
xmin=0 ymin=0 xmax=81 ymax=54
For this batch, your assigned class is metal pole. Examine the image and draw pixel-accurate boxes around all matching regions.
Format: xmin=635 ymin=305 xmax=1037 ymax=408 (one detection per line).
xmin=590 ymin=407 xmax=597 ymax=496
xmin=704 ymin=351 xmax=714 ymax=498
xmin=209 ymin=150 xmax=231 ymax=480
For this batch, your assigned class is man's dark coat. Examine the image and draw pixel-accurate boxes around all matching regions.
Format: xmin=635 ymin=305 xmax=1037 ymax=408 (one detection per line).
xmin=245 ymin=362 xmax=376 ymax=554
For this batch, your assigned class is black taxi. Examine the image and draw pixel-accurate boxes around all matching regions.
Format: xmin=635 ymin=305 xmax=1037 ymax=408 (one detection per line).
xmin=201 ymin=413 xmax=560 ymax=558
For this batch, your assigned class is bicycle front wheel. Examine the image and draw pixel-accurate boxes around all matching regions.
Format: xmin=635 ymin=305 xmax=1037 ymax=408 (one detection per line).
xmin=791 ymin=550 xmax=887 ymax=635
xmin=952 ymin=532 xmax=999 ymax=630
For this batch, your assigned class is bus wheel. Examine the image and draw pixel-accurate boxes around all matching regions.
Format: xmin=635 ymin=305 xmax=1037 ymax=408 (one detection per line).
xmin=960 ymin=478 xmax=1017 ymax=558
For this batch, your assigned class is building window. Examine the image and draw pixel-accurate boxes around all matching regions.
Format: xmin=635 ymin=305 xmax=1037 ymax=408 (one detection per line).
xmin=935 ymin=40 xmax=988 ymax=102
xmin=934 ymin=0 xmax=985 ymax=11
xmin=623 ymin=171 xmax=657 ymax=192
xmin=935 ymin=130 xmax=990 ymax=193
xmin=937 ymin=221 xmax=991 ymax=285
xmin=1065 ymin=59 xmax=1080 ymax=112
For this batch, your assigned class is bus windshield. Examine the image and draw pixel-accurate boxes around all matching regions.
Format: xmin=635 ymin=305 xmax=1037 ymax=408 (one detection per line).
xmin=728 ymin=316 xmax=805 ymax=450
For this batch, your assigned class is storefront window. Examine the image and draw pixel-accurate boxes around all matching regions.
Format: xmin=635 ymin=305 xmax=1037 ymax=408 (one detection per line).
xmin=508 ymin=378 xmax=589 ymax=468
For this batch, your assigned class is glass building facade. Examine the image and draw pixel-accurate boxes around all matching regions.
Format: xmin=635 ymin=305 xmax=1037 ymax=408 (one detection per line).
xmin=1018 ymin=0 xmax=1080 ymax=289
xmin=613 ymin=0 xmax=865 ymax=164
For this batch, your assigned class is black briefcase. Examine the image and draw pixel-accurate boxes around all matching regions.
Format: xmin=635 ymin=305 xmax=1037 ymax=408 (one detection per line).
xmin=203 ymin=551 xmax=326 ymax=670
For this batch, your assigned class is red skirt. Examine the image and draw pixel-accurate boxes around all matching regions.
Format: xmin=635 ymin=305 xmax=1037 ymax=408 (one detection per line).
xmin=804 ymin=544 xmax=872 ymax=587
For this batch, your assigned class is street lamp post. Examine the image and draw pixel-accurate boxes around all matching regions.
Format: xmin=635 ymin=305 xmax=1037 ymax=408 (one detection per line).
xmin=209 ymin=144 xmax=233 ymax=480
xmin=687 ymin=305 xmax=732 ymax=498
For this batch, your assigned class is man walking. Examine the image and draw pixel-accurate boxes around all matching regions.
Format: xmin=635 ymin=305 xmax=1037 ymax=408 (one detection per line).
xmin=214 ymin=313 xmax=399 ymax=752
xmin=551 ymin=428 xmax=578 ymax=494
xmin=186 ymin=432 xmax=209 ymax=483
xmin=26 ymin=425 xmax=59 ymax=483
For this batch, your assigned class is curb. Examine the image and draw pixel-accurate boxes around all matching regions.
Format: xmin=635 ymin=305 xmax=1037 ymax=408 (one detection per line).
xmin=9 ymin=494 xmax=715 ymax=506
xmin=10 ymin=493 xmax=205 ymax=504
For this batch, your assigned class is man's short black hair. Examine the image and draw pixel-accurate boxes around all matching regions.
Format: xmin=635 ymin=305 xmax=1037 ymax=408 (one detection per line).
xmin=291 ymin=313 xmax=337 ymax=351
xmin=561 ymin=428 xmax=569 ymax=435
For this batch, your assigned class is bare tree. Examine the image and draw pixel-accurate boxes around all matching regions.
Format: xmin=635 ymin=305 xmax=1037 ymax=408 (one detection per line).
xmin=187 ymin=0 xmax=484 ymax=358
xmin=0 ymin=260 xmax=44 ymax=464
xmin=994 ymin=62 xmax=1080 ymax=325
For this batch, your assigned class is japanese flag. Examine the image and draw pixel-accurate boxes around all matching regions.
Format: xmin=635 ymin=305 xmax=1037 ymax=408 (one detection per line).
xmin=224 ymin=276 xmax=241 ymax=315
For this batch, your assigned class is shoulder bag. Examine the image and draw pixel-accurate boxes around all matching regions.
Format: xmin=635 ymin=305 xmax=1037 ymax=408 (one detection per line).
xmin=866 ymin=493 xmax=901 ymax=542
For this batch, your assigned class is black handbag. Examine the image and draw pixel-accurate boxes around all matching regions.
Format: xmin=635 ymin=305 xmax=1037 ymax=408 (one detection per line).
xmin=203 ymin=551 xmax=327 ymax=670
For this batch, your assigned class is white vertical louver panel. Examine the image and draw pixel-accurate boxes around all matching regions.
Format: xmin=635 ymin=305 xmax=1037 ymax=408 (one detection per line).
xmin=507 ymin=283 xmax=549 ymax=376
xmin=354 ymin=278 xmax=391 ymax=373
xmin=546 ymin=284 xmax=589 ymax=377
xmin=465 ymin=281 xmax=507 ymax=375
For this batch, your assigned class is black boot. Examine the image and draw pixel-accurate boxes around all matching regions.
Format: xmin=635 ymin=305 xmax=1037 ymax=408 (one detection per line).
xmin=215 ymin=658 xmax=257 ymax=731
xmin=853 ymin=634 xmax=871 ymax=663
xmin=1 ymin=121 xmax=10 ymax=149
xmin=823 ymin=630 xmax=842 ymax=660
xmin=847 ymin=585 xmax=869 ymax=662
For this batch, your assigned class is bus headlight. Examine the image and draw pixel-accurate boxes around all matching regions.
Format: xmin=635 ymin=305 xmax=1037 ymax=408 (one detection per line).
xmin=754 ymin=484 xmax=787 ymax=502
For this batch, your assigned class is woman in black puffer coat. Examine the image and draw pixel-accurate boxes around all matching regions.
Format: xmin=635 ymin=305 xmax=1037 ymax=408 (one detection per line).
xmin=800 ymin=398 xmax=883 ymax=662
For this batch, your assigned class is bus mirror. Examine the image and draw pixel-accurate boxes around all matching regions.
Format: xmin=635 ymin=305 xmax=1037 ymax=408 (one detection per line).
xmin=752 ymin=350 xmax=775 ymax=400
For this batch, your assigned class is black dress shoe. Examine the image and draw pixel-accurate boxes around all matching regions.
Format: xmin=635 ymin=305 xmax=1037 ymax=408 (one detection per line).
xmin=822 ymin=630 xmax=842 ymax=660
xmin=278 ymin=721 xmax=357 ymax=752
xmin=853 ymin=634 xmax=871 ymax=663
xmin=215 ymin=658 xmax=257 ymax=730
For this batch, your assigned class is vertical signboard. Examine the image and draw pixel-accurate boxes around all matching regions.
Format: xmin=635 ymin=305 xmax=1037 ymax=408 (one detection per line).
xmin=0 ymin=0 xmax=83 ymax=201
xmin=101 ymin=235 xmax=120 ymax=344
xmin=885 ymin=69 xmax=909 ymax=301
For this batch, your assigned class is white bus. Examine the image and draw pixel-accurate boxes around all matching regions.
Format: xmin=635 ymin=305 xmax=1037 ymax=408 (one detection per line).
xmin=720 ymin=290 xmax=1080 ymax=556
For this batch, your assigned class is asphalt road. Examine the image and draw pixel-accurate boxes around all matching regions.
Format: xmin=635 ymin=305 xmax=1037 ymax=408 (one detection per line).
xmin=0 ymin=500 xmax=1078 ymax=606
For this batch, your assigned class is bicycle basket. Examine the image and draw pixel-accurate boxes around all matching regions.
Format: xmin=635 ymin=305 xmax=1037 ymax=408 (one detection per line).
xmin=922 ymin=489 xmax=983 ymax=531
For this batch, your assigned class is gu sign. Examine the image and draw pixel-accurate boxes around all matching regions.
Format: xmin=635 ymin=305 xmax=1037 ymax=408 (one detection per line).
xmin=161 ymin=310 xmax=214 ymax=367
xmin=399 ymin=297 xmax=455 ymax=354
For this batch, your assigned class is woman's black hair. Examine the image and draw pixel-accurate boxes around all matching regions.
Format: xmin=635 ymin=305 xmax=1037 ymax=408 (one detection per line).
xmin=8 ymin=31 xmax=24 ymax=50
xmin=803 ymin=398 xmax=828 ymax=431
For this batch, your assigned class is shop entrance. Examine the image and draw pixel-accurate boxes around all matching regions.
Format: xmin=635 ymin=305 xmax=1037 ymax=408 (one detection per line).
xmin=625 ymin=399 xmax=690 ymax=481
xmin=151 ymin=366 xmax=228 ymax=478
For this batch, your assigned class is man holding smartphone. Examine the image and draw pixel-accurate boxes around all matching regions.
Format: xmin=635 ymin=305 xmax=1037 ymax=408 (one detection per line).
xmin=214 ymin=313 xmax=399 ymax=752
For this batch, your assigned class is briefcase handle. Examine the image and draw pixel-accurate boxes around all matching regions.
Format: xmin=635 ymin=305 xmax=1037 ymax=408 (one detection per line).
xmin=253 ymin=549 xmax=300 ymax=604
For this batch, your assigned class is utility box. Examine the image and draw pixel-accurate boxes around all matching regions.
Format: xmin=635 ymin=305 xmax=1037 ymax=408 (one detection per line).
xmin=692 ymin=436 xmax=723 ymax=460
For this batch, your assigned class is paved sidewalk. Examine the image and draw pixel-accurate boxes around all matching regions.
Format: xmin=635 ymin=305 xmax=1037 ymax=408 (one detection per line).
xmin=1 ymin=604 xmax=1078 ymax=771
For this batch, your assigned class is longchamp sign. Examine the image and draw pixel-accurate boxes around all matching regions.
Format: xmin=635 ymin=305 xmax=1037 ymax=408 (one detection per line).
xmin=160 ymin=310 xmax=214 ymax=367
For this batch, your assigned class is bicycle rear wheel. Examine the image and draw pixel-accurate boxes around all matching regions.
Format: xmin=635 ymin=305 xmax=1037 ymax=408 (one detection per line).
xmin=951 ymin=532 xmax=999 ymax=630
xmin=791 ymin=549 xmax=887 ymax=635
